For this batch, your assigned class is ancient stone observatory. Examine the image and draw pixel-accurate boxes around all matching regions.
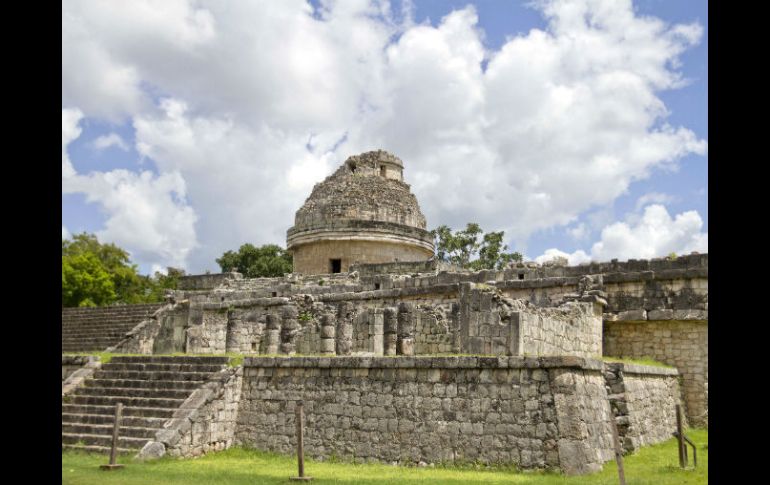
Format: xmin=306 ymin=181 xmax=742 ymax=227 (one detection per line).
xmin=286 ymin=150 xmax=434 ymax=274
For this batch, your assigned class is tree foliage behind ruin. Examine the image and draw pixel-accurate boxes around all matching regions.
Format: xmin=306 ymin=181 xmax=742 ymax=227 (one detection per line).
xmin=62 ymin=233 xmax=182 ymax=307
xmin=430 ymin=223 xmax=522 ymax=270
xmin=216 ymin=243 xmax=293 ymax=278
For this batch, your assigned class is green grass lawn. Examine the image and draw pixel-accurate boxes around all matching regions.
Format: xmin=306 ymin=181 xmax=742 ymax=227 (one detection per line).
xmin=62 ymin=429 xmax=707 ymax=484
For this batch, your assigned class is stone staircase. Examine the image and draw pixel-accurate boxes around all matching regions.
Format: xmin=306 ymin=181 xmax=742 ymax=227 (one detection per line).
xmin=62 ymin=304 xmax=163 ymax=352
xmin=62 ymin=356 xmax=230 ymax=454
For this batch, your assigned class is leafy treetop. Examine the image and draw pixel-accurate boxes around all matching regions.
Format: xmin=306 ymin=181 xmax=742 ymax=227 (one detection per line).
xmin=430 ymin=223 xmax=522 ymax=270
xmin=62 ymin=233 xmax=182 ymax=307
xmin=216 ymin=243 xmax=293 ymax=278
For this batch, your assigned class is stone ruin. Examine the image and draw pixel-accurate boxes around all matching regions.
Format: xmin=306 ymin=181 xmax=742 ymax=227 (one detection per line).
xmin=62 ymin=150 xmax=707 ymax=474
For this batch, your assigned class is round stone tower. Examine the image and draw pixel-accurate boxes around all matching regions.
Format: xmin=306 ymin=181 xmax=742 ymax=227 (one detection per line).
xmin=287 ymin=150 xmax=434 ymax=274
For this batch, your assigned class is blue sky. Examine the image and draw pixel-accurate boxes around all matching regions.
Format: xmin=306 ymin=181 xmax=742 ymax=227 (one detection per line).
xmin=63 ymin=0 xmax=708 ymax=274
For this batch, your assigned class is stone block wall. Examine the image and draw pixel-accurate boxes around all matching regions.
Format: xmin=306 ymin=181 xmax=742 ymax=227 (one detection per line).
xmin=178 ymin=272 xmax=243 ymax=290
xmin=603 ymin=320 xmax=707 ymax=426
xmin=141 ymin=367 xmax=243 ymax=459
xmin=290 ymin=239 xmax=433 ymax=275
xmin=517 ymin=304 xmax=602 ymax=358
xmin=134 ymin=284 xmax=603 ymax=361
xmin=62 ymin=355 xmax=101 ymax=396
xmin=603 ymin=362 xmax=681 ymax=452
xmin=62 ymin=355 xmax=96 ymax=381
xmin=235 ymin=356 xmax=614 ymax=475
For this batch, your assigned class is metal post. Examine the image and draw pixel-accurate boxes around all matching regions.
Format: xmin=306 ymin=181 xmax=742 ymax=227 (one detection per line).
xmin=100 ymin=402 xmax=125 ymax=470
xmin=676 ymin=404 xmax=687 ymax=468
xmin=682 ymin=433 xmax=698 ymax=468
xmin=609 ymin=409 xmax=626 ymax=485
xmin=290 ymin=400 xmax=313 ymax=481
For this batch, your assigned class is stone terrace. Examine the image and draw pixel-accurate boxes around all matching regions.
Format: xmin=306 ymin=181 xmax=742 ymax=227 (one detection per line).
xmin=62 ymin=355 xmax=229 ymax=453
xmin=62 ymin=303 xmax=162 ymax=352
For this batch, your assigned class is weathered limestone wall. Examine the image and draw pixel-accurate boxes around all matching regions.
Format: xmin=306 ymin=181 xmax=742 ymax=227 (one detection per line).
xmin=603 ymin=320 xmax=707 ymax=426
xmin=518 ymin=307 xmax=602 ymax=358
xmin=498 ymin=270 xmax=707 ymax=316
xmin=61 ymin=355 xmax=101 ymax=396
xmin=350 ymin=259 xmax=458 ymax=276
xmin=291 ymin=239 xmax=433 ymax=275
xmin=456 ymin=284 xmax=603 ymax=358
xmin=161 ymin=285 xmax=602 ymax=360
xmin=61 ymin=355 xmax=98 ymax=382
xmin=140 ymin=367 xmax=243 ymax=459
xmin=108 ymin=303 xmax=184 ymax=355
xmin=235 ymin=356 xmax=614 ymax=475
xmin=179 ymin=272 xmax=243 ymax=291
xmin=604 ymin=363 xmax=682 ymax=452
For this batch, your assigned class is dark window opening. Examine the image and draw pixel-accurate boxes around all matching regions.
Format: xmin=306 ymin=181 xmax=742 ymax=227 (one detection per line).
xmin=330 ymin=259 xmax=342 ymax=273
xmin=374 ymin=283 xmax=381 ymax=290
xmin=271 ymin=292 xmax=277 ymax=297
xmin=221 ymin=296 xmax=225 ymax=302
xmin=380 ymin=166 xmax=386 ymax=177
xmin=518 ymin=273 xmax=525 ymax=280
xmin=251 ymin=342 xmax=257 ymax=351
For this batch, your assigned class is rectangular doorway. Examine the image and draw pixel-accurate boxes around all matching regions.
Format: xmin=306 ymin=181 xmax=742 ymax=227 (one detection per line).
xmin=330 ymin=259 xmax=342 ymax=273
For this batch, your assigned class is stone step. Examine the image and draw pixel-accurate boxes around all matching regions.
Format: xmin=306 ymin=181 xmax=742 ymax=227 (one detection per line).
xmin=73 ymin=386 xmax=193 ymax=400
xmin=62 ymin=338 xmax=125 ymax=345
xmin=62 ymin=305 xmax=162 ymax=315
xmin=62 ymin=315 xmax=150 ymax=322
xmin=62 ymin=404 xmax=176 ymax=419
xmin=62 ymin=422 xmax=158 ymax=440
xmin=103 ymin=362 xmax=225 ymax=373
xmin=62 ymin=413 xmax=167 ymax=429
xmin=93 ymin=370 xmax=213 ymax=381
xmin=68 ymin=394 xmax=186 ymax=409
xmin=61 ymin=432 xmax=149 ymax=449
xmin=61 ymin=342 xmax=109 ymax=352
xmin=62 ymin=334 xmax=130 ymax=341
xmin=62 ymin=343 xmax=125 ymax=350
xmin=62 ymin=443 xmax=135 ymax=455
xmin=62 ymin=320 xmax=144 ymax=327
xmin=62 ymin=329 xmax=135 ymax=336
xmin=109 ymin=356 xmax=231 ymax=365
xmin=62 ymin=315 xmax=145 ymax=327
xmin=61 ymin=314 xmax=152 ymax=327
xmin=62 ymin=337 xmax=123 ymax=347
xmin=85 ymin=378 xmax=202 ymax=391
xmin=62 ymin=318 xmax=150 ymax=324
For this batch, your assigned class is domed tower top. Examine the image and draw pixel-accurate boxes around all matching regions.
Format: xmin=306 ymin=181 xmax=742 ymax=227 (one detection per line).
xmin=286 ymin=150 xmax=434 ymax=274
xmin=345 ymin=149 xmax=404 ymax=181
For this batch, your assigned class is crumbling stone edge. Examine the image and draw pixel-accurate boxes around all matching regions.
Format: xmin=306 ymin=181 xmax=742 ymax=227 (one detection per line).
xmin=106 ymin=304 xmax=172 ymax=353
xmin=62 ymin=355 xmax=102 ymax=397
xmin=137 ymin=366 xmax=243 ymax=460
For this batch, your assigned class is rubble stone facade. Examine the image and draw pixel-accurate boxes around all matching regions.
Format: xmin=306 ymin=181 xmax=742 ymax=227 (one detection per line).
xmin=286 ymin=151 xmax=434 ymax=274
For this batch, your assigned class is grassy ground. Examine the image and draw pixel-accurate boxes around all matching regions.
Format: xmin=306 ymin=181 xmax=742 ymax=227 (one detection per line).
xmin=62 ymin=429 xmax=707 ymax=484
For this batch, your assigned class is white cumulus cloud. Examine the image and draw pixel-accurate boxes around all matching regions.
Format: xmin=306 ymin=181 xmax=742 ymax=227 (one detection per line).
xmin=92 ymin=133 xmax=129 ymax=151
xmin=536 ymin=204 xmax=708 ymax=264
xmin=62 ymin=108 xmax=84 ymax=178
xmin=62 ymin=0 xmax=708 ymax=272
xmin=62 ymin=108 xmax=198 ymax=270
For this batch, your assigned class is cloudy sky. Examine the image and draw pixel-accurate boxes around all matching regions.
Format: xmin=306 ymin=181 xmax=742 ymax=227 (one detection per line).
xmin=62 ymin=0 xmax=708 ymax=274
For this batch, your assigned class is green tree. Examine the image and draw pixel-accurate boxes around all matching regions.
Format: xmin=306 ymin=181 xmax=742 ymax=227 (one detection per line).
xmin=62 ymin=233 xmax=180 ymax=307
xmin=216 ymin=243 xmax=293 ymax=278
xmin=430 ymin=223 xmax=522 ymax=270
xmin=62 ymin=251 xmax=116 ymax=307
xmin=62 ymin=233 xmax=145 ymax=302
xmin=141 ymin=267 xmax=186 ymax=302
